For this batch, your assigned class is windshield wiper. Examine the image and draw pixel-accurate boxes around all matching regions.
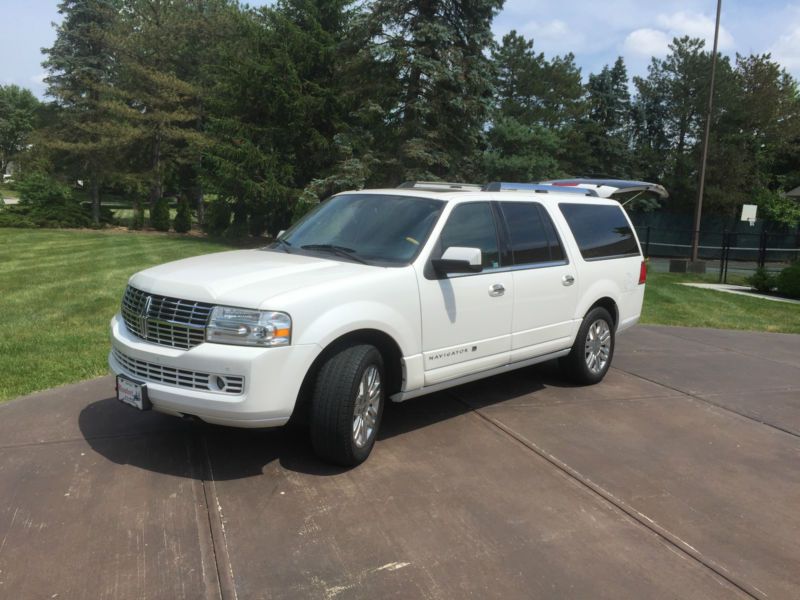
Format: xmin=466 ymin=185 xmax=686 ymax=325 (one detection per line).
xmin=272 ymin=237 xmax=292 ymax=252
xmin=301 ymin=244 xmax=369 ymax=265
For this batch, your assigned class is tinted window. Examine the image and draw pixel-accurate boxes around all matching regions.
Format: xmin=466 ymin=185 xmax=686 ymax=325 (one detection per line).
xmin=439 ymin=202 xmax=500 ymax=269
xmin=500 ymin=202 xmax=566 ymax=265
xmin=279 ymin=194 xmax=444 ymax=265
xmin=559 ymin=203 xmax=639 ymax=259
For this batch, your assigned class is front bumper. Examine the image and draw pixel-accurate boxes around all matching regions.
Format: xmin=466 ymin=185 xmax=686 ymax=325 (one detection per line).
xmin=108 ymin=313 xmax=320 ymax=427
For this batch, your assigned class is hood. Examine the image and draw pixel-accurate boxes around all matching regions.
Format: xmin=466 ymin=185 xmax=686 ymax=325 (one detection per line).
xmin=129 ymin=249 xmax=372 ymax=309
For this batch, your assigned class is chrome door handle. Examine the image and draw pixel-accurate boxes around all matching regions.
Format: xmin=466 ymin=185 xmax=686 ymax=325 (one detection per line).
xmin=562 ymin=275 xmax=575 ymax=286
xmin=489 ymin=283 xmax=505 ymax=297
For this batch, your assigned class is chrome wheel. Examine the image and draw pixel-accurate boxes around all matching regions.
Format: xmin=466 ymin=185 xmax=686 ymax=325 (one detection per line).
xmin=584 ymin=319 xmax=611 ymax=374
xmin=353 ymin=365 xmax=381 ymax=448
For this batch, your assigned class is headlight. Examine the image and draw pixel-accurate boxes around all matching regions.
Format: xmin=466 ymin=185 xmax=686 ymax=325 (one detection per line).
xmin=206 ymin=307 xmax=291 ymax=347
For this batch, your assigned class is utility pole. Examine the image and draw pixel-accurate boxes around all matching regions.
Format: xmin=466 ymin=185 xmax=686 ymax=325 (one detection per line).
xmin=690 ymin=0 xmax=722 ymax=263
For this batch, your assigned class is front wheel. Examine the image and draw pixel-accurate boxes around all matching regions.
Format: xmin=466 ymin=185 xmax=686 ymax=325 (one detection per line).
xmin=560 ymin=307 xmax=615 ymax=385
xmin=310 ymin=344 xmax=385 ymax=466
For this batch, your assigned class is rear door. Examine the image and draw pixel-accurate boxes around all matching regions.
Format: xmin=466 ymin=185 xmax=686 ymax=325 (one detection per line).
xmin=416 ymin=202 xmax=513 ymax=386
xmin=498 ymin=201 xmax=580 ymax=362
xmin=557 ymin=201 xmax=645 ymax=330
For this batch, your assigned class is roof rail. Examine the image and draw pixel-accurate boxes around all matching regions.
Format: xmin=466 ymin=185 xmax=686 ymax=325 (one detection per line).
xmin=483 ymin=182 xmax=598 ymax=196
xmin=538 ymin=179 xmax=669 ymax=199
xmin=398 ymin=181 xmax=483 ymax=192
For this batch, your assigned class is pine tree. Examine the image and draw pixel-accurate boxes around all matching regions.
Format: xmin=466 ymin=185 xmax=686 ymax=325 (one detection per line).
xmin=632 ymin=37 xmax=736 ymax=212
xmin=355 ymin=0 xmax=503 ymax=182
xmin=484 ymin=31 xmax=562 ymax=181
xmin=41 ymin=0 xmax=121 ymax=224
xmin=112 ymin=0 xmax=208 ymax=212
xmin=574 ymin=57 xmax=633 ymax=178
xmin=204 ymin=1 xmax=356 ymax=232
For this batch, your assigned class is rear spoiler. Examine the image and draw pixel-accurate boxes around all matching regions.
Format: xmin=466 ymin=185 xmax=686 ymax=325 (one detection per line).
xmin=538 ymin=179 xmax=669 ymax=199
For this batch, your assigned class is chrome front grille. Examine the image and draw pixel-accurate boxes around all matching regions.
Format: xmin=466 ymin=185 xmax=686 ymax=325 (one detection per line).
xmin=121 ymin=286 xmax=213 ymax=349
xmin=113 ymin=348 xmax=245 ymax=395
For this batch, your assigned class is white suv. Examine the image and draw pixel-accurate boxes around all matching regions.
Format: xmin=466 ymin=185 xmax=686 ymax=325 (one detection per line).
xmin=109 ymin=180 xmax=655 ymax=465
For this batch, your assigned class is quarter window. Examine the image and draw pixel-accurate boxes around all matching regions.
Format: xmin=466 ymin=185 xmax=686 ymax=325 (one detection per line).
xmin=559 ymin=203 xmax=640 ymax=260
xmin=500 ymin=202 xmax=565 ymax=265
xmin=439 ymin=202 xmax=501 ymax=269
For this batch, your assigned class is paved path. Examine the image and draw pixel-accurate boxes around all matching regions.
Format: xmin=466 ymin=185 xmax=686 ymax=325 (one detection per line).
xmin=1 ymin=325 xmax=799 ymax=599
xmin=680 ymin=282 xmax=800 ymax=304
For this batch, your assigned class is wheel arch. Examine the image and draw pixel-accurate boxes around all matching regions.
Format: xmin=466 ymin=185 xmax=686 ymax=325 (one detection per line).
xmin=586 ymin=296 xmax=619 ymax=328
xmin=293 ymin=328 xmax=405 ymax=420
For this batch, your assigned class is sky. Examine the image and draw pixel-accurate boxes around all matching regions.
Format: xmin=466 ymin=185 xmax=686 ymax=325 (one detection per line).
xmin=2 ymin=0 xmax=800 ymax=99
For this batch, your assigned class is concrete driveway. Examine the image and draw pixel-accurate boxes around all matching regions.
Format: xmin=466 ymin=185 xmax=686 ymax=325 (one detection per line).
xmin=1 ymin=325 xmax=799 ymax=599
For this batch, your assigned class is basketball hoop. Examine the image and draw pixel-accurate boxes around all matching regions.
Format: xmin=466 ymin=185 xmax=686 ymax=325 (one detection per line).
xmin=741 ymin=204 xmax=757 ymax=227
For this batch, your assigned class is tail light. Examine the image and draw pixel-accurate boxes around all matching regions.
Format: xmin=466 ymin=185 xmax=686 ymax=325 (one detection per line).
xmin=638 ymin=261 xmax=647 ymax=285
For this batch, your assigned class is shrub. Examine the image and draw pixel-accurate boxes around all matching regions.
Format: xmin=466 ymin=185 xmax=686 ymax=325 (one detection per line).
xmin=31 ymin=202 xmax=93 ymax=228
xmin=202 ymin=199 xmax=232 ymax=236
xmin=173 ymin=196 xmax=192 ymax=233
xmin=248 ymin=206 xmax=269 ymax=237
xmin=224 ymin=200 xmax=249 ymax=240
xmin=16 ymin=172 xmax=73 ymax=207
xmin=746 ymin=267 xmax=776 ymax=293
xmin=776 ymin=263 xmax=800 ymax=299
xmin=9 ymin=172 xmax=93 ymax=228
xmin=0 ymin=208 xmax=36 ymax=228
xmin=150 ymin=196 xmax=171 ymax=231
xmin=0 ymin=203 xmax=92 ymax=228
xmin=129 ymin=206 xmax=145 ymax=230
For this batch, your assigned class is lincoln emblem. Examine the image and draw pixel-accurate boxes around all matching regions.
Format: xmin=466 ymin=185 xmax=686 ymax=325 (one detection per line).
xmin=140 ymin=295 xmax=152 ymax=335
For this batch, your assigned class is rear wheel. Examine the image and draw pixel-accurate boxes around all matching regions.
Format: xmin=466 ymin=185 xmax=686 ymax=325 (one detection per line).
xmin=310 ymin=344 xmax=385 ymax=466
xmin=560 ymin=307 xmax=615 ymax=385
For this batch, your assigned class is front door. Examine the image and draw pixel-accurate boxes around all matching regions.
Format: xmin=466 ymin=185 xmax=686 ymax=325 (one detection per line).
xmin=416 ymin=202 xmax=513 ymax=386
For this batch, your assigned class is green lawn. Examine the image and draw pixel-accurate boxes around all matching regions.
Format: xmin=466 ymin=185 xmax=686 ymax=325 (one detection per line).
xmin=1 ymin=230 xmax=798 ymax=403
xmin=641 ymin=272 xmax=800 ymax=333
xmin=112 ymin=206 xmax=179 ymax=226
xmin=0 ymin=229 xmax=232 ymax=401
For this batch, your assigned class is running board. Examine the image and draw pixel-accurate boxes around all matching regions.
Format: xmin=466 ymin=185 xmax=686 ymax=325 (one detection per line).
xmin=391 ymin=349 xmax=571 ymax=402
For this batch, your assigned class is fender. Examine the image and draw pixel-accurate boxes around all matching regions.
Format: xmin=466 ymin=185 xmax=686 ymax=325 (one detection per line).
xmin=295 ymin=300 xmax=418 ymax=354
xmin=574 ymin=279 xmax=621 ymax=323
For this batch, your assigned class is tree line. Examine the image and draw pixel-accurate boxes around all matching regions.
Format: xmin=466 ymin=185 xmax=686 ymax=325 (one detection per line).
xmin=2 ymin=0 xmax=799 ymax=235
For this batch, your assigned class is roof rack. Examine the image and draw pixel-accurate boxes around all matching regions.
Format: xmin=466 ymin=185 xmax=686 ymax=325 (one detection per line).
xmin=398 ymin=181 xmax=484 ymax=192
xmin=483 ymin=182 xmax=598 ymax=196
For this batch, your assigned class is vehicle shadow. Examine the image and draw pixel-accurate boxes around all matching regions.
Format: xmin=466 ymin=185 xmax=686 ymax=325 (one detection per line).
xmin=78 ymin=361 xmax=571 ymax=480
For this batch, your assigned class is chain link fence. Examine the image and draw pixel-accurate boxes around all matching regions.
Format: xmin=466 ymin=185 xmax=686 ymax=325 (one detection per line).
xmin=635 ymin=226 xmax=800 ymax=281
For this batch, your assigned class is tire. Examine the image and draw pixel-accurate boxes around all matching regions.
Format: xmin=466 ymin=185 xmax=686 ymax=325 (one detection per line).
xmin=310 ymin=344 xmax=385 ymax=466
xmin=560 ymin=307 xmax=615 ymax=385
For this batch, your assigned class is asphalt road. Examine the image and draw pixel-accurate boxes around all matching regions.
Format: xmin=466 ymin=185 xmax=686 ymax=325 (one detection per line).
xmin=1 ymin=325 xmax=798 ymax=599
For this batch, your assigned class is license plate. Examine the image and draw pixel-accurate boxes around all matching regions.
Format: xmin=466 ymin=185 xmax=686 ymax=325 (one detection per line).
xmin=116 ymin=376 xmax=151 ymax=411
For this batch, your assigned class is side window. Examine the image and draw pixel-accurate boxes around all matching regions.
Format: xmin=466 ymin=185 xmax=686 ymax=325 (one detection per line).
xmin=439 ymin=202 xmax=501 ymax=269
xmin=559 ymin=203 xmax=640 ymax=260
xmin=499 ymin=202 xmax=566 ymax=265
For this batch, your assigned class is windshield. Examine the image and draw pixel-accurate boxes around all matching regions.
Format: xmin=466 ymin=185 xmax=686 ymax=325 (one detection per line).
xmin=273 ymin=194 xmax=445 ymax=265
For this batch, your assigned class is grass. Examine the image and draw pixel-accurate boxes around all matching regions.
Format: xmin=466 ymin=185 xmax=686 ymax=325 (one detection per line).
xmin=1 ymin=229 xmax=798 ymax=403
xmin=112 ymin=207 xmax=179 ymax=225
xmin=641 ymin=272 xmax=800 ymax=333
xmin=0 ymin=229 xmax=233 ymax=402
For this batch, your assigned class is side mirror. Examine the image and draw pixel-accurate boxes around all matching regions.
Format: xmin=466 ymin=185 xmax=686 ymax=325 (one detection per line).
xmin=431 ymin=246 xmax=483 ymax=275
xmin=276 ymin=230 xmax=286 ymax=239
